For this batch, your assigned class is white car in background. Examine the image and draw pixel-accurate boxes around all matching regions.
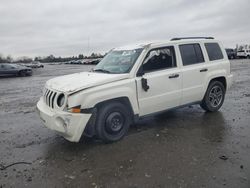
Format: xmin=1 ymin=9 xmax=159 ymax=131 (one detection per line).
xmin=37 ymin=37 xmax=233 ymax=143
xmin=237 ymin=49 xmax=250 ymax=59
xmin=24 ymin=61 xmax=44 ymax=68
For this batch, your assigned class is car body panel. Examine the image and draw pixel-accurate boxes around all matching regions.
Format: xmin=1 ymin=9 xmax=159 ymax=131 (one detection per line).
xmin=46 ymin=72 xmax=130 ymax=94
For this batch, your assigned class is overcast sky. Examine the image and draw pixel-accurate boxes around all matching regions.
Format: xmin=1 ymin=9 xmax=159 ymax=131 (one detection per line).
xmin=0 ymin=0 xmax=249 ymax=58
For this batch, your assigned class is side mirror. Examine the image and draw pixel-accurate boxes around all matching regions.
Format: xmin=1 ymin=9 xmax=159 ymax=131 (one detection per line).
xmin=141 ymin=78 xmax=149 ymax=92
xmin=136 ymin=66 xmax=144 ymax=77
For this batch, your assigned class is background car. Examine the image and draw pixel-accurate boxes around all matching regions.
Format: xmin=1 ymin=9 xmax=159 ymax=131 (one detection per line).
xmin=24 ymin=61 xmax=44 ymax=68
xmin=237 ymin=49 xmax=250 ymax=59
xmin=0 ymin=63 xmax=32 ymax=77
xmin=225 ymin=48 xmax=236 ymax=59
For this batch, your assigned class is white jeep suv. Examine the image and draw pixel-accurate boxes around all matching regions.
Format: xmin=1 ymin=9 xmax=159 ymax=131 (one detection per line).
xmin=37 ymin=37 xmax=233 ymax=143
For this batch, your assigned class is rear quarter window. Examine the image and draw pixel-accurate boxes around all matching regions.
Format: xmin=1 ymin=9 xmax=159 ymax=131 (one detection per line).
xmin=205 ymin=43 xmax=224 ymax=61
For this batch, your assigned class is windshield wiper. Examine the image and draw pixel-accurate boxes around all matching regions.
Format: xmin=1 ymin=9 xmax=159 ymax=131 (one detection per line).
xmin=93 ymin=69 xmax=111 ymax=74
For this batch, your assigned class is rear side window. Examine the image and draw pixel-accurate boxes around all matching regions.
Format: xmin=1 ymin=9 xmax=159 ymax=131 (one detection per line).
xmin=205 ymin=43 xmax=224 ymax=61
xmin=179 ymin=44 xmax=204 ymax=66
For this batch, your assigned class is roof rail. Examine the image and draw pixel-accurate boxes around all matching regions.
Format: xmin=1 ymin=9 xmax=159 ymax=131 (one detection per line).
xmin=170 ymin=37 xmax=214 ymax=41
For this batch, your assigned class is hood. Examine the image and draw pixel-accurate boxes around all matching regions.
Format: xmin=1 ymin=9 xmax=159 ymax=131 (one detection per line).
xmin=46 ymin=72 xmax=129 ymax=94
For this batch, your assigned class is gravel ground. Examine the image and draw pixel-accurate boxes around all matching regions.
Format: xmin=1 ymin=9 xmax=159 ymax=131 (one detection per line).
xmin=0 ymin=60 xmax=250 ymax=188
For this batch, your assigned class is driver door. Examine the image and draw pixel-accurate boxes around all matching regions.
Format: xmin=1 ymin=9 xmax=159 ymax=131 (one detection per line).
xmin=136 ymin=46 xmax=182 ymax=116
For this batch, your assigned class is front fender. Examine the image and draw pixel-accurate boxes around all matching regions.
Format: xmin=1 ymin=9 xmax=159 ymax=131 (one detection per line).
xmin=68 ymin=79 xmax=139 ymax=115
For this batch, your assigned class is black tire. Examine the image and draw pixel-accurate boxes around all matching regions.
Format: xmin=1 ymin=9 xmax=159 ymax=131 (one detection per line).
xmin=95 ymin=101 xmax=132 ymax=143
xmin=200 ymin=81 xmax=225 ymax=112
xmin=19 ymin=70 xmax=27 ymax=77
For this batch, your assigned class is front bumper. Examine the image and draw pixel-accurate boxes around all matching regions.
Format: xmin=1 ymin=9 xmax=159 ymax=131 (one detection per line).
xmin=37 ymin=98 xmax=92 ymax=142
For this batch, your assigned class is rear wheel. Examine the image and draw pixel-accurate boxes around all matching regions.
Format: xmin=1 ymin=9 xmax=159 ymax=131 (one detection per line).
xmin=200 ymin=81 xmax=225 ymax=112
xmin=95 ymin=101 xmax=132 ymax=143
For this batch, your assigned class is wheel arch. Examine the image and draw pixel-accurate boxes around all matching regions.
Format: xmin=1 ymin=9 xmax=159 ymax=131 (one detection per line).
xmin=95 ymin=97 xmax=135 ymax=117
xmin=202 ymin=75 xmax=227 ymax=101
xmin=208 ymin=76 xmax=227 ymax=90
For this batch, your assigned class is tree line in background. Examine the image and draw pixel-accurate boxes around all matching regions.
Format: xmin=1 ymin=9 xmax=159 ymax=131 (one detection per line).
xmin=0 ymin=53 xmax=104 ymax=64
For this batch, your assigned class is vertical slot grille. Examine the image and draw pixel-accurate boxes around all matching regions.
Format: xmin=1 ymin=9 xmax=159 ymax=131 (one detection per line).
xmin=43 ymin=88 xmax=57 ymax=108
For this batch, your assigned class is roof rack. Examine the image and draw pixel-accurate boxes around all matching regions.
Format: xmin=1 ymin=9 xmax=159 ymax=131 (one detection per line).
xmin=170 ymin=37 xmax=214 ymax=41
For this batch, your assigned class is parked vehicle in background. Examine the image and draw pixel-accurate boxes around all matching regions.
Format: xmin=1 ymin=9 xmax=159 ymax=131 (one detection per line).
xmin=0 ymin=63 xmax=32 ymax=77
xmin=33 ymin=61 xmax=44 ymax=68
xmin=83 ymin=58 xmax=102 ymax=65
xmin=72 ymin=60 xmax=82 ymax=64
xmin=237 ymin=49 xmax=250 ymax=59
xmin=237 ymin=45 xmax=250 ymax=58
xmin=65 ymin=59 xmax=102 ymax=65
xmin=225 ymin=48 xmax=236 ymax=59
xmin=65 ymin=60 xmax=82 ymax=64
xmin=24 ymin=61 xmax=44 ymax=68
xmin=37 ymin=37 xmax=233 ymax=143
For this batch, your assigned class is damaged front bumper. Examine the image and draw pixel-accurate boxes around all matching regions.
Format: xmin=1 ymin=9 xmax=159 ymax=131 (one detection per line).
xmin=36 ymin=98 xmax=92 ymax=142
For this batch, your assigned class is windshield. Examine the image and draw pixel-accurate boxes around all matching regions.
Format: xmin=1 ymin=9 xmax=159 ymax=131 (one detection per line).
xmin=94 ymin=48 xmax=143 ymax=74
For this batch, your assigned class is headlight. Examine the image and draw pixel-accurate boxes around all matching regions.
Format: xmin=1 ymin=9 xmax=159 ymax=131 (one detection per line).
xmin=57 ymin=93 xmax=65 ymax=107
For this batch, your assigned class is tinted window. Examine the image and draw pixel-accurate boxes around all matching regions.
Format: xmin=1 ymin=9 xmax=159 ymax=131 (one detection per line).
xmin=205 ymin=43 xmax=224 ymax=61
xmin=143 ymin=46 xmax=176 ymax=72
xmin=179 ymin=44 xmax=204 ymax=66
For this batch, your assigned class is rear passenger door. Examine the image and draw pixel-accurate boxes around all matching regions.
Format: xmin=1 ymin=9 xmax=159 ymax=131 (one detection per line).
xmin=179 ymin=43 xmax=208 ymax=105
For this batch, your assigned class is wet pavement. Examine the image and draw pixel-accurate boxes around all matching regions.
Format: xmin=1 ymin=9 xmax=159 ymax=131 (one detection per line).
xmin=0 ymin=60 xmax=250 ymax=188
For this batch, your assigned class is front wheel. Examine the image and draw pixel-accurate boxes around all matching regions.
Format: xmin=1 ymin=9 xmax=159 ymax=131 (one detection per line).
xmin=19 ymin=70 xmax=27 ymax=77
xmin=95 ymin=102 xmax=132 ymax=143
xmin=200 ymin=81 xmax=225 ymax=112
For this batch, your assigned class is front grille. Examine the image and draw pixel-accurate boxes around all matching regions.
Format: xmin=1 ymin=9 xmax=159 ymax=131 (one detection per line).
xmin=44 ymin=89 xmax=57 ymax=108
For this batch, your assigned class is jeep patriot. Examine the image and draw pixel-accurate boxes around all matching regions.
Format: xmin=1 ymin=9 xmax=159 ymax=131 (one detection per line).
xmin=37 ymin=37 xmax=233 ymax=142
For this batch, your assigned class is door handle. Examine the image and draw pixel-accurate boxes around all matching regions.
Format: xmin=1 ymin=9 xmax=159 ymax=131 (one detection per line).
xmin=200 ymin=68 xmax=208 ymax=72
xmin=169 ymin=74 xmax=179 ymax=79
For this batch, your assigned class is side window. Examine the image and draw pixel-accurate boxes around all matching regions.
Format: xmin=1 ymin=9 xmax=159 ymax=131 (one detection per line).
xmin=143 ymin=46 xmax=176 ymax=72
xmin=205 ymin=43 xmax=224 ymax=61
xmin=179 ymin=44 xmax=204 ymax=66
